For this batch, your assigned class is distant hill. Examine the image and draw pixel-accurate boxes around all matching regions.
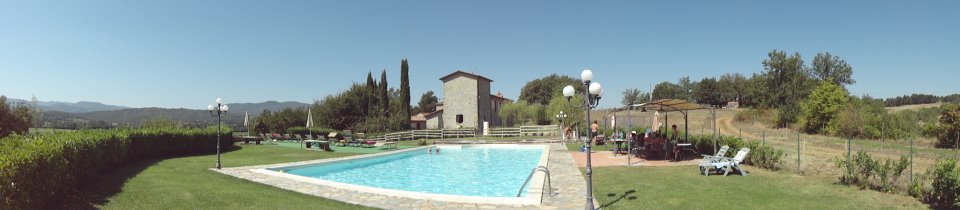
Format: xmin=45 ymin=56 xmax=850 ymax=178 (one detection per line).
xmin=6 ymin=98 xmax=128 ymax=113
xmin=32 ymin=100 xmax=309 ymax=129
xmin=226 ymin=101 xmax=310 ymax=116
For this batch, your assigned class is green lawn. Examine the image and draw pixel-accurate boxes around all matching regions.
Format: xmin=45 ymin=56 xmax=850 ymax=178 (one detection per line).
xmin=76 ymin=144 xmax=375 ymax=210
xmin=74 ymin=140 xmax=929 ymax=209
xmin=590 ymin=166 xmax=927 ymax=210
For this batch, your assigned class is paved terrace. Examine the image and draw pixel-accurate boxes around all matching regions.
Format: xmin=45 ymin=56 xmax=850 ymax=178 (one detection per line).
xmin=215 ymin=143 xmax=590 ymax=210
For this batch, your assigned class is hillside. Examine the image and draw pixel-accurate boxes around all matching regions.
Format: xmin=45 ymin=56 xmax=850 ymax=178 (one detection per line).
xmin=885 ymin=102 xmax=942 ymax=112
xmin=37 ymin=101 xmax=310 ymax=128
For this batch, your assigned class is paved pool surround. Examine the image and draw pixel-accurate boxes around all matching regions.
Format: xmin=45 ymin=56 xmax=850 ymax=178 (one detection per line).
xmin=215 ymin=143 xmax=589 ymax=209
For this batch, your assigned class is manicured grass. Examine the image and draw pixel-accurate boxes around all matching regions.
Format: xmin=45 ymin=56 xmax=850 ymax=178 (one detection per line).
xmin=590 ymin=166 xmax=927 ymax=210
xmin=77 ymin=144 xmax=375 ymax=210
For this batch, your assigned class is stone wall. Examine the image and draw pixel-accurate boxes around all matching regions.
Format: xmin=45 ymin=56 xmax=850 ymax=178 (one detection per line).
xmin=442 ymin=76 xmax=478 ymax=129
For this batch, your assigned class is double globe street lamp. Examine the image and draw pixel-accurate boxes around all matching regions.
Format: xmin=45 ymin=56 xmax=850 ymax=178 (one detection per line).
xmin=562 ymin=69 xmax=603 ymax=210
xmin=208 ymin=98 xmax=229 ymax=169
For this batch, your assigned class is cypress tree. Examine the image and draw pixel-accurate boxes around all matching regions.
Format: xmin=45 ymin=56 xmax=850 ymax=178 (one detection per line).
xmin=366 ymin=71 xmax=377 ymax=115
xmin=400 ymin=59 xmax=411 ymax=128
xmin=380 ymin=69 xmax=389 ymax=111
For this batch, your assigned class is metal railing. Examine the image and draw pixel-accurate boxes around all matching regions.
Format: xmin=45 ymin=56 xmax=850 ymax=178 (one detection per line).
xmin=517 ymin=166 xmax=553 ymax=198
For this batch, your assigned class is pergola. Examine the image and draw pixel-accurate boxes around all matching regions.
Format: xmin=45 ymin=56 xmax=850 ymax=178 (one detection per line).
xmin=632 ymin=99 xmax=719 ymax=154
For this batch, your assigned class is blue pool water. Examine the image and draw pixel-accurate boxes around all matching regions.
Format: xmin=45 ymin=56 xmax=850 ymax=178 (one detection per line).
xmin=273 ymin=145 xmax=545 ymax=197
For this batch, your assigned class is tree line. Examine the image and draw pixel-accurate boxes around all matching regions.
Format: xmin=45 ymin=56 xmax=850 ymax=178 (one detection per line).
xmin=252 ymin=59 xmax=413 ymax=134
xmin=648 ymin=50 xmax=855 ymax=128
xmin=883 ymin=93 xmax=960 ymax=107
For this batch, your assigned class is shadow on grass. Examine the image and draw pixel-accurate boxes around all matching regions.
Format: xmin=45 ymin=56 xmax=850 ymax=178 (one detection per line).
xmin=600 ymin=189 xmax=637 ymax=209
xmin=52 ymin=158 xmax=162 ymax=210
xmin=54 ymin=144 xmax=242 ymax=209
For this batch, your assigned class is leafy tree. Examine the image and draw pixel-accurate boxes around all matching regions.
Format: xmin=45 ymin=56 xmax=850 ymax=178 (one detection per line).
xmin=652 ymin=81 xmax=683 ymax=100
xmin=0 ymin=95 xmax=33 ymax=138
xmin=800 ymin=82 xmax=849 ymax=134
xmin=547 ymin=94 xmax=584 ymax=129
xmin=937 ymin=103 xmax=960 ymax=148
xmin=498 ymin=101 xmax=546 ymax=126
xmin=811 ymin=52 xmax=855 ymax=86
xmin=416 ymin=90 xmax=439 ymax=113
xmin=399 ymin=59 xmax=411 ymax=124
xmin=519 ymin=74 xmax=581 ymax=105
xmin=693 ymin=77 xmax=723 ymax=107
xmin=621 ymin=88 xmax=649 ymax=107
xmin=677 ymin=76 xmax=695 ymax=100
xmin=760 ymin=49 xmax=816 ymax=127
xmin=718 ymin=73 xmax=747 ymax=104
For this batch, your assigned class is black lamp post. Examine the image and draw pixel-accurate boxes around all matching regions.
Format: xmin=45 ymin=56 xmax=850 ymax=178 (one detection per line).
xmin=562 ymin=69 xmax=603 ymax=210
xmin=208 ymin=98 xmax=229 ymax=169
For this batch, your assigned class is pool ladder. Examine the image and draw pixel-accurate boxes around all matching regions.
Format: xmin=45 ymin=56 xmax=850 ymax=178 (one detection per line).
xmin=517 ymin=166 xmax=554 ymax=198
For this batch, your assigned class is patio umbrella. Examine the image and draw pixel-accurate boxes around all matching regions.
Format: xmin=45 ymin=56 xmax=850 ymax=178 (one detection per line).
xmin=243 ymin=111 xmax=249 ymax=127
xmin=306 ymin=109 xmax=315 ymax=137
xmin=651 ymin=111 xmax=660 ymax=132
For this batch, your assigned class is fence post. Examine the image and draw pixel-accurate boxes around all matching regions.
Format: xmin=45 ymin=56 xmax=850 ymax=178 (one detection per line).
xmin=762 ymin=130 xmax=765 ymax=146
xmin=910 ymin=137 xmax=914 ymax=182
xmin=846 ymin=136 xmax=851 ymax=163
xmin=797 ymin=130 xmax=801 ymax=175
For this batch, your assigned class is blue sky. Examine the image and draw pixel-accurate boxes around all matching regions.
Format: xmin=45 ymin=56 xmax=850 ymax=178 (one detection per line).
xmin=1 ymin=0 xmax=958 ymax=109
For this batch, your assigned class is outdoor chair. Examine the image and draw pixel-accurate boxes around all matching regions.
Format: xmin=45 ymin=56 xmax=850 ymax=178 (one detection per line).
xmin=700 ymin=147 xmax=750 ymax=176
xmin=698 ymin=145 xmax=731 ymax=165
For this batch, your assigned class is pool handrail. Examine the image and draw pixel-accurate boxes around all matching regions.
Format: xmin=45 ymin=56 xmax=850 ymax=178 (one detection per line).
xmin=517 ymin=166 xmax=552 ymax=199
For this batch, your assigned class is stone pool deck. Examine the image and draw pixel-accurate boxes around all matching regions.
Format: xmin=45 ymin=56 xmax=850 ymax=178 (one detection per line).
xmin=214 ymin=143 xmax=590 ymax=210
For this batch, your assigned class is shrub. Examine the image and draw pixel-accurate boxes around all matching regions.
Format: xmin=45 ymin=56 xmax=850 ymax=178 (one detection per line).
xmin=685 ymin=134 xmax=783 ymax=170
xmin=835 ymin=150 xmax=910 ymax=193
xmin=924 ymin=158 xmax=960 ymax=209
xmin=0 ymin=127 xmax=233 ymax=209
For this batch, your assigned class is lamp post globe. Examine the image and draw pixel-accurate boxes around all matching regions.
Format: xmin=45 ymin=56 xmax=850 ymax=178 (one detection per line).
xmin=581 ymin=69 xmax=593 ymax=81
xmin=563 ymin=85 xmax=576 ymax=98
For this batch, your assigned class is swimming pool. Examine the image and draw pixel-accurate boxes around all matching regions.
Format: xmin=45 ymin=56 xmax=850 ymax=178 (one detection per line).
xmin=268 ymin=145 xmax=548 ymax=197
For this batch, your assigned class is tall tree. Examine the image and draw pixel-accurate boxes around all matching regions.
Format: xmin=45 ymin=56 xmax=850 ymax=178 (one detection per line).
xmin=811 ymin=52 xmax=855 ymax=86
xmin=519 ymin=74 xmax=581 ymax=105
xmin=400 ymin=59 xmax=411 ymax=123
xmin=365 ymin=72 xmax=377 ymax=114
xmin=761 ymin=49 xmax=816 ymax=127
xmin=652 ymin=81 xmax=683 ymax=100
xmin=694 ymin=77 xmax=723 ymax=107
xmin=800 ymin=81 xmax=849 ymax=134
xmin=677 ymin=76 xmax=695 ymax=100
xmin=0 ymin=96 xmax=34 ymax=138
xmin=380 ymin=69 xmax=389 ymax=111
xmin=417 ymin=91 xmax=439 ymax=113
xmin=621 ymin=88 xmax=648 ymax=107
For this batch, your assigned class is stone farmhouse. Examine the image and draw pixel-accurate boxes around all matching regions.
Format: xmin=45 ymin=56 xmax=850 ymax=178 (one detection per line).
xmin=409 ymin=71 xmax=511 ymax=130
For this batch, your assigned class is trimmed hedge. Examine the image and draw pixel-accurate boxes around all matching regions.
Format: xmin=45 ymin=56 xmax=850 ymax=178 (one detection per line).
xmin=0 ymin=127 xmax=233 ymax=210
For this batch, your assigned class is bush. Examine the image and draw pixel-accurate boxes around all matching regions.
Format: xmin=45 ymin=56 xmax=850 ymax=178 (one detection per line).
xmin=685 ymin=134 xmax=783 ymax=170
xmin=835 ymin=150 xmax=909 ymax=192
xmin=924 ymin=158 xmax=960 ymax=209
xmin=0 ymin=127 xmax=233 ymax=209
